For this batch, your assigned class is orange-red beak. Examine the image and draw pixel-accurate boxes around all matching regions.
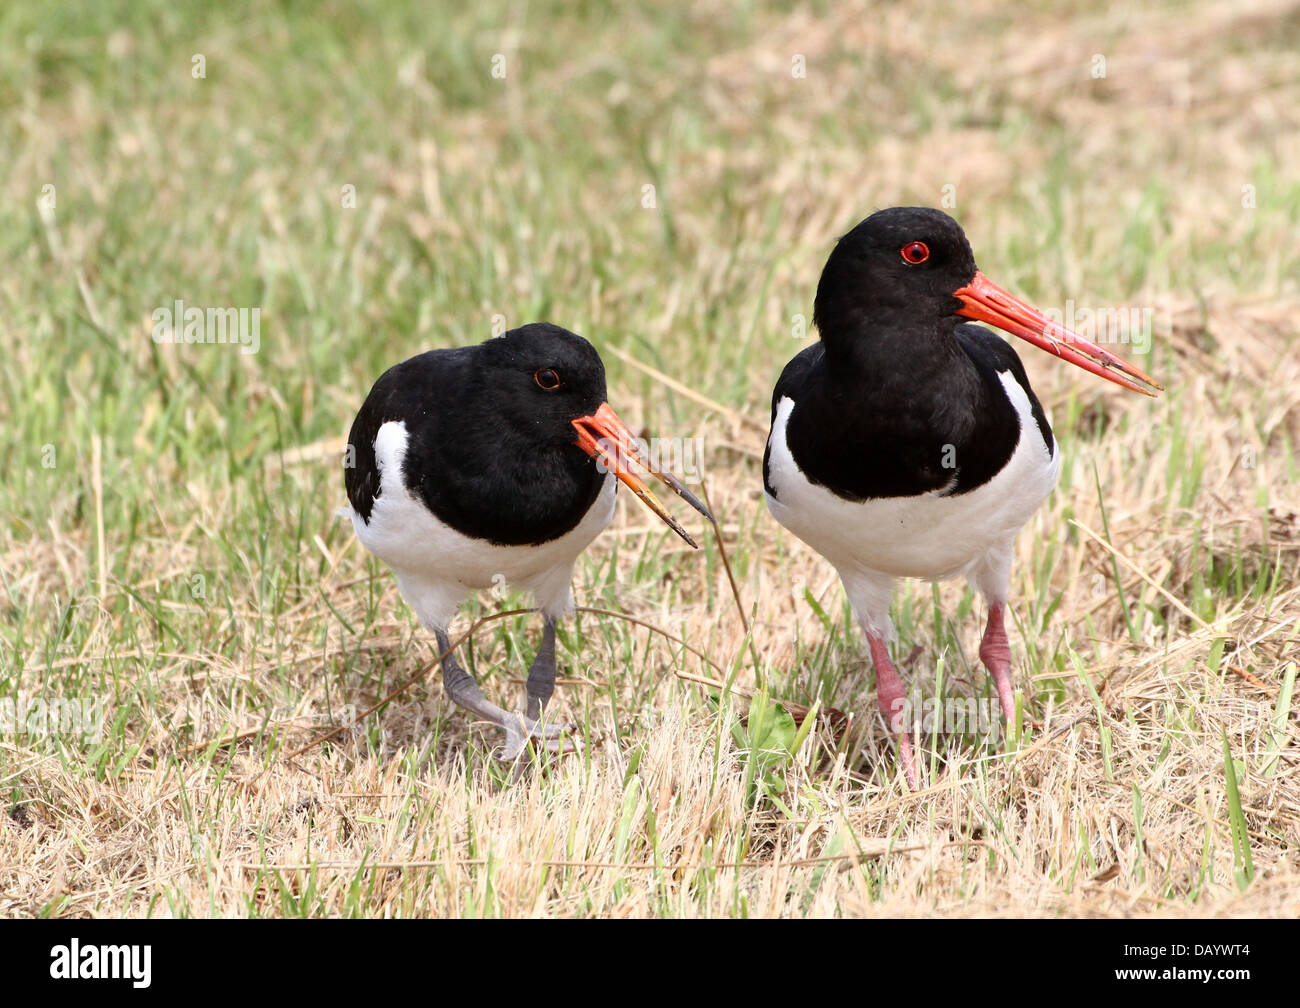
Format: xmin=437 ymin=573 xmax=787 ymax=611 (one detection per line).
xmin=953 ymin=271 xmax=1163 ymax=396
xmin=572 ymin=403 xmax=713 ymax=548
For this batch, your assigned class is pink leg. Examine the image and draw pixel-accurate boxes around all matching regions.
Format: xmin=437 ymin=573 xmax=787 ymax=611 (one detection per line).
xmin=867 ymin=634 xmax=919 ymax=788
xmin=978 ymin=603 xmax=1016 ymax=723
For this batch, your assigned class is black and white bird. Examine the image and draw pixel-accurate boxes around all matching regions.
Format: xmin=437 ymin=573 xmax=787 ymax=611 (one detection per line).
xmin=763 ymin=207 xmax=1161 ymax=786
xmin=344 ymin=322 xmax=711 ymax=759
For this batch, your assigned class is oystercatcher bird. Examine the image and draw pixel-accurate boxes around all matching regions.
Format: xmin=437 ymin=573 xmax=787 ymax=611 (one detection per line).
xmin=764 ymin=207 xmax=1161 ymax=785
xmin=344 ymin=322 xmax=711 ymax=759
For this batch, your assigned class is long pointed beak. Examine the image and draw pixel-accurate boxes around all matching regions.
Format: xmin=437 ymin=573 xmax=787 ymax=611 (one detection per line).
xmin=953 ymin=271 xmax=1163 ymax=396
xmin=572 ymin=402 xmax=713 ymax=549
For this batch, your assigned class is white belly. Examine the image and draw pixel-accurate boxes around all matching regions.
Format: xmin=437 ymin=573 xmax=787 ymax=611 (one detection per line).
xmin=764 ymin=371 xmax=1060 ymax=583
xmin=345 ymin=420 xmax=617 ymax=629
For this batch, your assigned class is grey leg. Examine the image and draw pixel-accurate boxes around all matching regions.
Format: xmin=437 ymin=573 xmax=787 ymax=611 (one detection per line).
xmin=524 ymin=618 xmax=558 ymax=720
xmin=433 ymin=629 xmax=575 ymax=760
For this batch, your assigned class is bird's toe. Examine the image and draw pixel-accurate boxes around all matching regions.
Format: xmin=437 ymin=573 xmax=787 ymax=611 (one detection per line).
xmin=494 ymin=712 xmax=579 ymax=762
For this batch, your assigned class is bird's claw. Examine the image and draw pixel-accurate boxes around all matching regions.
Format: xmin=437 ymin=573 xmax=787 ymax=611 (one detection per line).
xmin=495 ymin=713 xmax=581 ymax=762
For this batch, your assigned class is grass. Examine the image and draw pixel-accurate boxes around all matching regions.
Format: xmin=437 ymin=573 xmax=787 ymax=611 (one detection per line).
xmin=1 ymin=0 xmax=1298 ymax=917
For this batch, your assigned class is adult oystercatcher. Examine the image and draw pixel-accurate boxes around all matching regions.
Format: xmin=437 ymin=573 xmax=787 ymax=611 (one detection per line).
xmin=763 ymin=207 xmax=1161 ymax=785
xmin=344 ymin=322 xmax=711 ymax=759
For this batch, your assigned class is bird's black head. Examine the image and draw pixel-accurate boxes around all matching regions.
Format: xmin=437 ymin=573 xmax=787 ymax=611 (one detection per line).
xmin=808 ymin=206 xmax=1163 ymax=394
xmin=474 ymin=322 xmax=609 ymax=446
xmin=812 ymin=206 xmax=977 ymax=350
xmin=471 ymin=322 xmax=713 ymax=545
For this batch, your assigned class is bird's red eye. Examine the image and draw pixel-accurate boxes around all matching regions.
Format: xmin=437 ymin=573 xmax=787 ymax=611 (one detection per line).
xmin=534 ymin=368 xmax=561 ymax=390
xmin=900 ymin=241 xmax=930 ymax=265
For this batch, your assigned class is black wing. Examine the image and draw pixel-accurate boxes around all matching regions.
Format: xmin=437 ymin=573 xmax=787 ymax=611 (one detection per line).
xmin=763 ymin=343 xmax=824 ymax=496
xmin=344 ymin=348 xmax=468 ymax=522
xmin=954 ymin=323 xmax=1053 ymax=456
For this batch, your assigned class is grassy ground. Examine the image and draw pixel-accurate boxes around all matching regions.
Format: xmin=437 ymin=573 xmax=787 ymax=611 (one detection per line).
xmin=1 ymin=0 xmax=1297 ymax=917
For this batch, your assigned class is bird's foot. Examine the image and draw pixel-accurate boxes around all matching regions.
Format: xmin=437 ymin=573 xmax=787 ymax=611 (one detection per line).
xmin=895 ymin=730 xmax=921 ymax=789
xmin=979 ymin=603 xmax=1017 ymax=724
xmin=868 ymin=634 xmax=924 ymax=790
xmin=495 ymin=711 xmax=581 ymax=762
xmin=434 ymin=628 xmax=581 ymax=761
xmin=491 ymin=616 xmax=580 ymax=760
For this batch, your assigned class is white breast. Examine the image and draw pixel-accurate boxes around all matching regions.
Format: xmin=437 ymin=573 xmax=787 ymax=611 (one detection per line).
xmin=344 ymin=420 xmax=617 ymax=629
xmin=764 ymin=371 xmax=1061 ymax=584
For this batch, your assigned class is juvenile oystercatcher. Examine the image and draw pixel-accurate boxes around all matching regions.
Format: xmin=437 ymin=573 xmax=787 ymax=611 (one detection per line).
xmin=344 ymin=322 xmax=711 ymax=759
xmin=764 ymin=207 xmax=1161 ymax=785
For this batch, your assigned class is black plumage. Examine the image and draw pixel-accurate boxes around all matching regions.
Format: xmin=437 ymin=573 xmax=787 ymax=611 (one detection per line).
xmin=346 ymin=323 xmax=608 ymax=544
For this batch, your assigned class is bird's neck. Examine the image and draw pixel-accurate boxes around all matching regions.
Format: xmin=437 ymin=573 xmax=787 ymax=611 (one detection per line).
xmin=817 ymin=311 xmax=974 ymax=400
